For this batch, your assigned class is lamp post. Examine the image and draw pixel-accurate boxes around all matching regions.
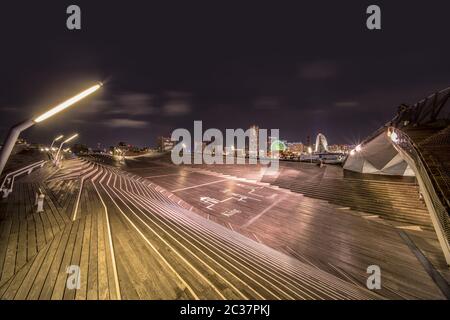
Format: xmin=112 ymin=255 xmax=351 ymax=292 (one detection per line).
xmin=50 ymin=135 xmax=64 ymax=150
xmin=55 ymin=134 xmax=78 ymax=166
xmin=0 ymin=83 xmax=102 ymax=176
xmin=50 ymin=135 xmax=64 ymax=159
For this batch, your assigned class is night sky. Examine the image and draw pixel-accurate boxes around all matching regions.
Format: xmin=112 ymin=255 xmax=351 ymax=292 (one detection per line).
xmin=1 ymin=1 xmax=449 ymax=148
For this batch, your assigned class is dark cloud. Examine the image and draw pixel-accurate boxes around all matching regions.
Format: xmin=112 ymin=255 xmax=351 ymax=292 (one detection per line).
xmin=103 ymin=118 xmax=149 ymax=129
xmin=162 ymin=91 xmax=192 ymax=116
xmin=253 ymin=97 xmax=281 ymax=110
xmin=115 ymin=93 xmax=157 ymax=115
xmin=298 ymin=61 xmax=339 ymax=80
xmin=162 ymin=101 xmax=191 ymax=116
xmin=0 ymin=106 xmax=20 ymax=113
xmin=334 ymin=101 xmax=360 ymax=108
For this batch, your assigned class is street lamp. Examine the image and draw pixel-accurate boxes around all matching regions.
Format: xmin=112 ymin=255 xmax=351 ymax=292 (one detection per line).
xmin=0 ymin=83 xmax=102 ymax=176
xmin=50 ymin=135 xmax=64 ymax=151
xmin=55 ymin=134 xmax=78 ymax=165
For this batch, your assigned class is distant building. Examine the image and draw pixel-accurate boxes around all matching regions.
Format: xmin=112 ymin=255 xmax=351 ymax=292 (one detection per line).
xmin=72 ymin=143 xmax=89 ymax=155
xmin=246 ymin=125 xmax=259 ymax=157
xmin=286 ymin=142 xmax=304 ymax=155
xmin=328 ymin=144 xmax=352 ymax=154
xmin=157 ymin=136 xmax=175 ymax=152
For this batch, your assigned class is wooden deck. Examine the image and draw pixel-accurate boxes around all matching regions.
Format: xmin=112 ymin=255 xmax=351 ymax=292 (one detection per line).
xmin=0 ymin=158 xmax=382 ymax=300
xmin=95 ymin=154 xmax=450 ymax=300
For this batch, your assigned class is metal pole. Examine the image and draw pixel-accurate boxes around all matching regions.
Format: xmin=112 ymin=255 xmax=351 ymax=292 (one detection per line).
xmin=50 ymin=135 xmax=64 ymax=159
xmin=50 ymin=139 xmax=57 ymax=150
xmin=54 ymin=142 xmax=66 ymax=165
xmin=0 ymin=119 xmax=35 ymax=176
xmin=50 ymin=138 xmax=58 ymax=159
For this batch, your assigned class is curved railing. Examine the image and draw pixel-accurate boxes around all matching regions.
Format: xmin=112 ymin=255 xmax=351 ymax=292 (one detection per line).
xmin=389 ymin=127 xmax=450 ymax=264
xmin=0 ymin=160 xmax=46 ymax=198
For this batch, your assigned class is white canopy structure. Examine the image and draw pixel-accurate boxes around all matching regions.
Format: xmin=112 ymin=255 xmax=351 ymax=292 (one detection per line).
xmin=314 ymin=133 xmax=329 ymax=153
xmin=344 ymin=132 xmax=415 ymax=176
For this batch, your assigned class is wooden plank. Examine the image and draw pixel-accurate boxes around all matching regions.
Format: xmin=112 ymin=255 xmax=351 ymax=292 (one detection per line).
xmin=46 ymin=184 xmax=69 ymax=228
xmin=40 ymin=210 xmax=54 ymax=244
xmin=1 ymin=188 xmax=20 ymax=282
xmin=26 ymin=184 xmax=37 ymax=261
xmin=10 ymin=240 xmax=52 ymax=300
xmin=100 ymin=185 xmax=121 ymax=300
xmin=1 ymin=254 xmax=38 ymax=300
xmin=93 ymin=184 xmax=110 ymax=300
xmin=16 ymin=217 xmax=28 ymax=271
xmin=75 ymin=190 xmax=92 ymax=300
xmin=51 ymin=219 xmax=81 ymax=300
xmin=32 ymin=183 xmax=46 ymax=252
xmin=0 ymin=182 xmax=21 ymax=283
xmin=86 ymin=189 xmax=99 ymax=300
xmin=0 ymin=217 xmax=13 ymax=281
xmin=39 ymin=184 xmax=61 ymax=237
xmin=26 ymin=231 xmax=64 ymax=299
xmin=63 ymin=215 xmax=86 ymax=300
xmin=38 ymin=223 xmax=74 ymax=299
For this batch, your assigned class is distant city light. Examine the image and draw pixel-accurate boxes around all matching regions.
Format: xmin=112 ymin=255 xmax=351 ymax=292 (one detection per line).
xmin=390 ymin=131 xmax=399 ymax=143
xmin=355 ymin=144 xmax=362 ymax=152
xmin=271 ymin=140 xmax=287 ymax=152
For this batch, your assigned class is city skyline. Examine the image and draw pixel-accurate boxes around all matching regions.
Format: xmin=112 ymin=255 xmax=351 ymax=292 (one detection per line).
xmin=1 ymin=2 xmax=449 ymax=148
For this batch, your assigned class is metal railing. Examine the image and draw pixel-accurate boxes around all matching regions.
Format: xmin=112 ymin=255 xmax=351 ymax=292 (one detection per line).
xmin=390 ymin=127 xmax=450 ymax=263
xmin=427 ymin=154 xmax=450 ymax=208
xmin=0 ymin=160 xmax=46 ymax=198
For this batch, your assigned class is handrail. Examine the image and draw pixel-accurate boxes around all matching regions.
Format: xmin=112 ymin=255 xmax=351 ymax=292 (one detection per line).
xmin=391 ymin=127 xmax=450 ymax=210
xmin=0 ymin=160 xmax=45 ymax=189
xmin=1 ymin=160 xmax=46 ymax=196
xmin=427 ymin=155 xmax=450 ymax=208
xmin=389 ymin=127 xmax=450 ymax=264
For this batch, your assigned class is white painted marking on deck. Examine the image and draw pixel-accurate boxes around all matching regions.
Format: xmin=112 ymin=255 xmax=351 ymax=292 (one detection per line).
xmin=171 ymin=179 xmax=227 ymax=192
xmin=93 ymin=182 xmax=122 ymax=300
xmin=253 ymin=233 xmax=262 ymax=243
xmin=242 ymin=195 xmax=287 ymax=228
xmin=99 ymin=180 xmax=200 ymax=300
xmin=396 ymin=225 xmax=423 ymax=231
xmin=145 ymin=173 xmax=180 ymax=178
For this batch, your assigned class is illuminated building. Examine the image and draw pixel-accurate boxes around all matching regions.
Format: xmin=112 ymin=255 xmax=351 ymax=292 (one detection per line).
xmin=157 ymin=136 xmax=175 ymax=152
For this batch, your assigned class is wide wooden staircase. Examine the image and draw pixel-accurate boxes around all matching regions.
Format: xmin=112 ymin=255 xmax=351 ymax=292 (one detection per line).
xmin=262 ymin=163 xmax=433 ymax=229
